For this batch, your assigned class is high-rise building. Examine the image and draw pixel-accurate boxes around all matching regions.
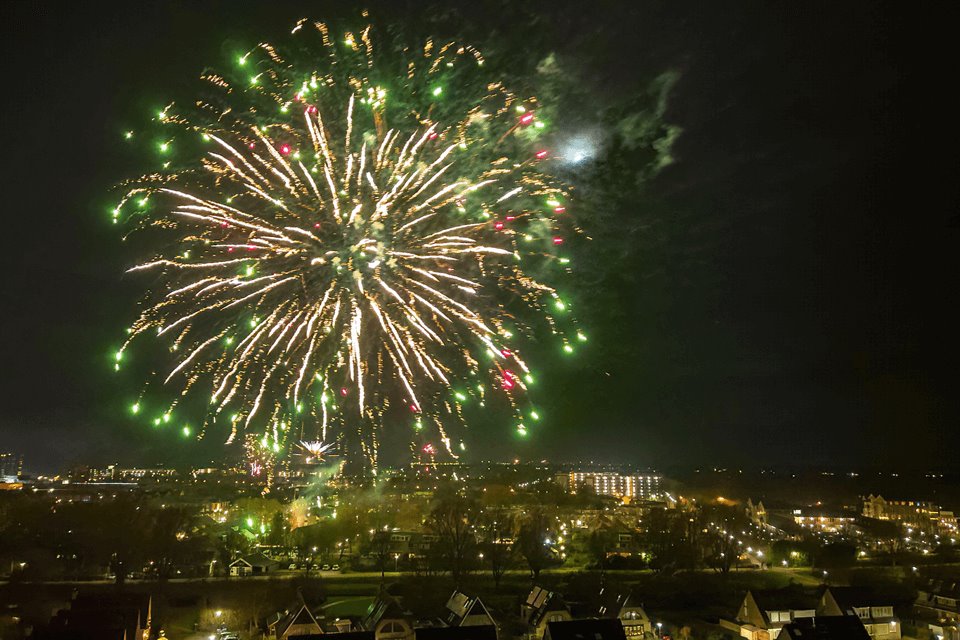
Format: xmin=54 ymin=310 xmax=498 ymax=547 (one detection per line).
xmin=0 ymin=452 xmax=23 ymax=483
xmin=556 ymin=471 xmax=661 ymax=500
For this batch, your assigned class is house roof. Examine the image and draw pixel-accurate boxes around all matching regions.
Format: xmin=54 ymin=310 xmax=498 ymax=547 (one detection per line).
xmin=920 ymin=580 xmax=960 ymax=599
xmin=230 ymin=552 xmax=277 ymax=568
xmin=525 ymin=586 xmax=569 ymax=627
xmin=362 ymin=593 xmax=412 ymax=630
xmin=545 ymin=619 xmax=627 ymax=640
xmin=594 ymin=588 xmax=645 ymax=620
xmin=417 ymin=625 xmax=498 ymax=640
xmin=749 ymin=588 xmax=819 ymax=614
xmin=780 ymin=616 xmax=870 ymax=640
xmin=822 ymin=587 xmax=893 ymax=610
xmin=445 ymin=591 xmax=493 ymax=627
xmin=273 ymin=603 xmax=323 ymax=637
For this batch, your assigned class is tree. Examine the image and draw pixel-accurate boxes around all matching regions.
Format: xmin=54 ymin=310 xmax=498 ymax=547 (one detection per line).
xmin=856 ymin=517 xmax=905 ymax=565
xmin=814 ymin=542 xmax=857 ymax=570
xmin=588 ymin=524 xmax=618 ymax=575
xmin=479 ymin=507 xmax=515 ymax=589
xmin=699 ymin=505 xmax=752 ymax=575
xmin=640 ymin=509 xmax=699 ymax=575
xmin=94 ymin=498 xmax=150 ymax=584
xmin=368 ymin=528 xmax=394 ymax=582
xmin=292 ymin=521 xmax=340 ymax=570
xmin=770 ymin=540 xmax=809 ymax=567
xmin=428 ymin=488 xmax=477 ymax=585
xmin=517 ymin=508 xmax=553 ymax=581
xmin=266 ymin=510 xmax=289 ymax=547
xmin=146 ymin=504 xmax=201 ymax=580
xmin=213 ymin=527 xmax=252 ymax=576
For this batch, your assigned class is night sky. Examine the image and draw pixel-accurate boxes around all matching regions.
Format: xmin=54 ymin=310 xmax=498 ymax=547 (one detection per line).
xmin=2 ymin=1 xmax=957 ymax=473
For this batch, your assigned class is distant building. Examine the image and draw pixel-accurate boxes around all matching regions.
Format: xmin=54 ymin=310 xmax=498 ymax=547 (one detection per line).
xmin=0 ymin=452 xmax=23 ymax=483
xmin=380 ymin=530 xmax=442 ymax=561
xmin=818 ymin=587 xmax=900 ymax=640
xmin=863 ymin=495 xmax=958 ymax=536
xmin=792 ymin=510 xmax=856 ymax=533
xmin=229 ymin=553 xmax=279 ymax=576
xmin=116 ymin=467 xmax=177 ymax=481
xmin=746 ymin=498 xmax=769 ymax=527
xmin=779 ymin=615 xmax=870 ymax=639
xmin=555 ymin=472 xmax=661 ymax=501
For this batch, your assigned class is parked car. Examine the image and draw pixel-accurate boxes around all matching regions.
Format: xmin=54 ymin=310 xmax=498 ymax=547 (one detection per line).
xmin=331 ymin=564 xmax=341 ymax=571
xmin=321 ymin=564 xmax=331 ymax=571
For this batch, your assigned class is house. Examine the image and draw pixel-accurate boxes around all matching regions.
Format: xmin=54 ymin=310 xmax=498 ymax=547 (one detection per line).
xmin=722 ymin=589 xmax=817 ymax=639
xmin=916 ymin=580 xmax=960 ymax=623
xmin=545 ymin=619 xmax=627 ymax=640
xmin=229 ymin=553 xmax=279 ymax=576
xmin=36 ymin=593 xmax=151 ymax=640
xmin=521 ymin=587 xmax=573 ymax=640
xmin=818 ymin=587 xmax=900 ymax=640
xmin=594 ymin=588 xmax=651 ymax=639
xmin=445 ymin=591 xmax=497 ymax=630
xmin=416 ymin=626 xmax=499 ymax=640
xmin=268 ymin=601 xmax=324 ymax=638
xmin=374 ymin=530 xmax=444 ymax=561
xmin=914 ymin=580 xmax=960 ymax=640
xmin=362 ymin=593 xmax=415 ymax=640
xmin=779 ymin=615 xmax=870 ymax=639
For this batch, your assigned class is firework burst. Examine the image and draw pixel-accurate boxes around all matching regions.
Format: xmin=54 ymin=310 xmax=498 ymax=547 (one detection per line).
xmin=114 ymin=17 xmax=582 ymax=469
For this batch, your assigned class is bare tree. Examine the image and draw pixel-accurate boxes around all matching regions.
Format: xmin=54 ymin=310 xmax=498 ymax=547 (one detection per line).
xmin=517 ymin=508 xmax=553 ymax=581
xmin=428 ymin=488 xmax=478 ymax=586
xmin=480 ymin=507 xmax=515 ymax=590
